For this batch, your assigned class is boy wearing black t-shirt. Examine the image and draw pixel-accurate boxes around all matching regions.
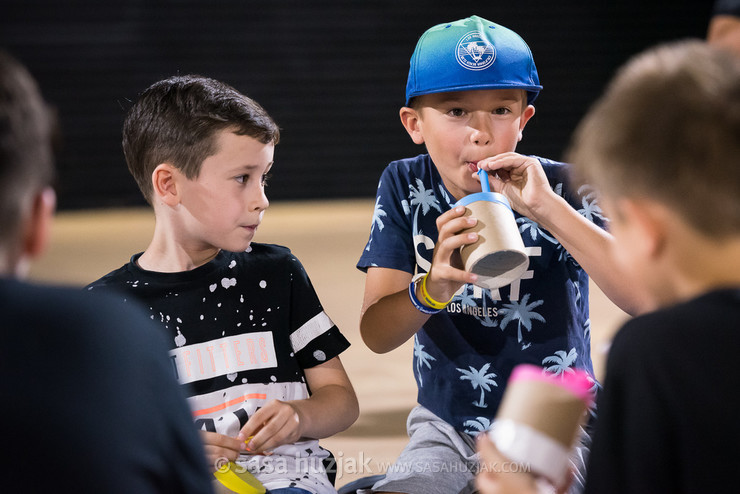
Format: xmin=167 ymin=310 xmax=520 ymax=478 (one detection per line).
xmin=88 ymin=75 xmax=358 ymax=494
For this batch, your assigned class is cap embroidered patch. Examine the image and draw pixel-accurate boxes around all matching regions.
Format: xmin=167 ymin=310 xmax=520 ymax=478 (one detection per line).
xmin=456 ymin=31 xmax=496 ymax=71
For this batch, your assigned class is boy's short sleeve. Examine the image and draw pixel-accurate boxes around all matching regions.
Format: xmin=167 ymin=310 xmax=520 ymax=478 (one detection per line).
xmin=357 ymin=162 xmax=422 ymax=274
xmin=286 ymin=253 xmax=350 ymax=369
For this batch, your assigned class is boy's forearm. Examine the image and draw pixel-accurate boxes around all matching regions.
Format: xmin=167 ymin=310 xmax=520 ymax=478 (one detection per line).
xmin=534 ymin=193 xmax=643 ymax=315
xmin=360 ymin=288 xmax=431 ymax=353
xmin=289 ymin=383 xmax=359 ymax=439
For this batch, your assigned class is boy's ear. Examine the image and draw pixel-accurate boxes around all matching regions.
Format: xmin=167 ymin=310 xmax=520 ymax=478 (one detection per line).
xmin=22 ymin=186 xmax=56 ymax=260
xmin=518 ymin=105 xmax=536 ymax=142
xmin=617 ymin=198 xmax=667 ymax=259
xmin=399 ymin=106 xmax=425 ymax=145
xmin=151 ymin=163 xmax=181 ymax=207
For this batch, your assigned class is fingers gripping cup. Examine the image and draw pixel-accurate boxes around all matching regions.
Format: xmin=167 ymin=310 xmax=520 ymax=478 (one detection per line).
xmin=488 ymin=364 xmax=595 ymax=490
xmin=455 ymin=169 xmax=528 ymax=289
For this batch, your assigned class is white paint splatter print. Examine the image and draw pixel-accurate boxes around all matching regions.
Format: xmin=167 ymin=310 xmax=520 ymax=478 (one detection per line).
xmin=221 ymin=277 xmax=237 ymax=289
xmin=174 ymin=331 xmax=186 ymax=347
xmin=259 ymin=280 xmax=267 ymax=289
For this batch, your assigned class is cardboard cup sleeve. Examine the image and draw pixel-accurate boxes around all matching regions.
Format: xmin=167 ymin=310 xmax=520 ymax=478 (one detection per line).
xmin=488 ymin=364 xmax=595 ymax=488
xmin=455 ymin=192 xmax=528 ymax=289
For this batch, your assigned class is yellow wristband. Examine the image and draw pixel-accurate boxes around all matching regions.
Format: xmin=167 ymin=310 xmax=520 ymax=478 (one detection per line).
xmin=419 ymin=274 xmax=454 ymax=310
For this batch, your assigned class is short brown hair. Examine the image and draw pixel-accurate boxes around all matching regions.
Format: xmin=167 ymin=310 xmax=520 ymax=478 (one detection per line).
xmin=0 ymin=51 xmax=56 ymax=248
xmin=566 ymin=40 xmax=740 ymax=236
xmin=123 ymin=75 xmax=280 ymax=204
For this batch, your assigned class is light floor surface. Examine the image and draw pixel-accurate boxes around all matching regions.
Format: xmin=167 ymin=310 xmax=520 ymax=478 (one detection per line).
xmin=29 ymin=199 xmax=629 ymax=488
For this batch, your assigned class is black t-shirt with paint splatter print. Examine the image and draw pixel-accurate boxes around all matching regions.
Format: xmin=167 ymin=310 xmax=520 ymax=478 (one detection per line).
xmin=87 ymin=243 xmax=349 ymax=493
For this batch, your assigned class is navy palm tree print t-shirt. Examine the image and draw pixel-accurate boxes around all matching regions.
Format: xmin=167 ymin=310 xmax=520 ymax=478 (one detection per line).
xmin=357 ymin=153 xmax=602 ymax=434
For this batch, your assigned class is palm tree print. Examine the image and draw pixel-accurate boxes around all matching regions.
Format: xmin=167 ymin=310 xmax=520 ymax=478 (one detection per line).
xmin=437 ymin=183 xmax=452 ymax=206
xmin=370 ymin=196 xmax=387 ymax=233
xmin=499 ymin=293 xmax=546 ymax=345
xmin=365 ymin=196 xmax=388 ymax=252
xmin=409 ymin=178 xmax=442 ymax=216
xmin=457 ymin=363 xmax=498 ymax=408
xmin=457 ymin=285 xmax=477 ymax=308
xmin=401 ymin=198 xmax=410 ymax=216
xmin=576 ymin=185 xmax=607 ymax=223
xmin=463 ymin=416 xmax=491 ymax=435
xmin=568 ymin=279 xmax=582 ymax=307
xmin=553 ymin=182 xmax=564 ymax=197
xmin=583 ymin=318 xmax=591 ymax=339
xmin=477 ymin=292 xmax=499 ymax=328
xmin=542 ymin=348 xmax=578 ymax=376
xmin=517 ymin=216 xmax=557 ymax=244
xmin=413 ymin=335 xmax=436 ymax=388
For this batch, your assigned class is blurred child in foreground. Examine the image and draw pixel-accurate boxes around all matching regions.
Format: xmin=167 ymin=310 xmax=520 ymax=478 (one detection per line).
xmin=477 ymin=38 xmax=740 ymax=494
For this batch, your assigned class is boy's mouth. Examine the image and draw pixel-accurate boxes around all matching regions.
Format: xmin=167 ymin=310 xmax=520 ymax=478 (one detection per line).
xmin=466 ymin=161 xmax=480 ymax=172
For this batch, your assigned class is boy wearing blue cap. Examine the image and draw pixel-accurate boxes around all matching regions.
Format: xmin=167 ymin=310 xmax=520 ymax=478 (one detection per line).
xmin=356 ymin=15 xmax=638 ymax=494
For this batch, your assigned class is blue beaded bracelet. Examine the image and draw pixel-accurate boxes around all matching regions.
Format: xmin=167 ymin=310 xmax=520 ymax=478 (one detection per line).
xmin=408 ymin=278 xmax=443 ymax=315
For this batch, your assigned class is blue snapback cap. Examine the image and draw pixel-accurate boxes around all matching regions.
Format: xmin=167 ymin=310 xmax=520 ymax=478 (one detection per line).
xmin=405 ymin=15 xmax=542 ymax=105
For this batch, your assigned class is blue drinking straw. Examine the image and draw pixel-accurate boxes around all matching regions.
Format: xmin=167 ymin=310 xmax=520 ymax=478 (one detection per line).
xmin=478 ymin=168 xmax=491 ymax=193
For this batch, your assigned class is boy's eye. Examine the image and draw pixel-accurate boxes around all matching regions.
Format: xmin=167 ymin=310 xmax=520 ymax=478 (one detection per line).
xmin=493 ymin=107 xmax=512 ymax=115
xmin=261 ymin=172 xmax=272 ymax=186
xmin=235 ymin=175 xmax=248 ymax=184
xmin=448 ymin=108 xmax=466 ymax=117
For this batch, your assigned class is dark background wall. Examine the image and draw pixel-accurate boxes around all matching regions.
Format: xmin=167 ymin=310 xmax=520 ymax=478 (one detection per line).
xmin=1 ymin=0 xmax=715 ymax=210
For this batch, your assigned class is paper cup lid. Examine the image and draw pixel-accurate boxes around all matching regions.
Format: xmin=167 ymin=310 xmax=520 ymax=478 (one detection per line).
xmin=454 ymin=191 xmax=512 ymax=211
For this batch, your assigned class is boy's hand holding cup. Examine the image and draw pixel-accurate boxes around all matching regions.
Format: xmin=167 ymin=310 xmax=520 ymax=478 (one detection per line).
xmin=455 ymin=169 xmax=529 ymax=289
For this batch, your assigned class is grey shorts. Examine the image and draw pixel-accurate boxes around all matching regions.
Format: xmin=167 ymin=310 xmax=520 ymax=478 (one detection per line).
xmin=360 ymin=405 xmax=591 ymax=494
xmin=364 ymin=405 xmax=479 ymax=494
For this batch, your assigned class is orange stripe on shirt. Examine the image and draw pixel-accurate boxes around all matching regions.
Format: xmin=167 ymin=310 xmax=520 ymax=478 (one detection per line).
xmin=192 ymin=393 xmax=267 ymax=417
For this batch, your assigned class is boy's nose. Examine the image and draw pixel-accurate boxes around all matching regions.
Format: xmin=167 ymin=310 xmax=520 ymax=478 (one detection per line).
xmin=470 ymin=115 xmax=492 ymax=145
xmin=472 ymin=132 xmax=491 ymax=145
xmin=251 ymin=186 xmax=269 ymax=211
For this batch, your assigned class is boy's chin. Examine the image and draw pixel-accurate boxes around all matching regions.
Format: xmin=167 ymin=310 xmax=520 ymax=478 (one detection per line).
xmin=238 ymin=240 xmax=255 ymax=253
xmin=211 ymin=241 xmax=253 ymax=254
xmin=221 ymin=234 xmax=257 ymax=253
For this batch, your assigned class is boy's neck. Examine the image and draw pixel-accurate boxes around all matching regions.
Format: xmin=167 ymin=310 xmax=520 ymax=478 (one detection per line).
xmin=136 ymin=245 xmax=220 ymax=273
xmin=654 ymin=232 xmax=740 ymax=309
xmin=137 ymin=225 xmax=221 ymax=273
xmin=0 ymin=248 xmax=29 ymax=279
xmin=136 ymin=207 xmax=224 ymax=273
